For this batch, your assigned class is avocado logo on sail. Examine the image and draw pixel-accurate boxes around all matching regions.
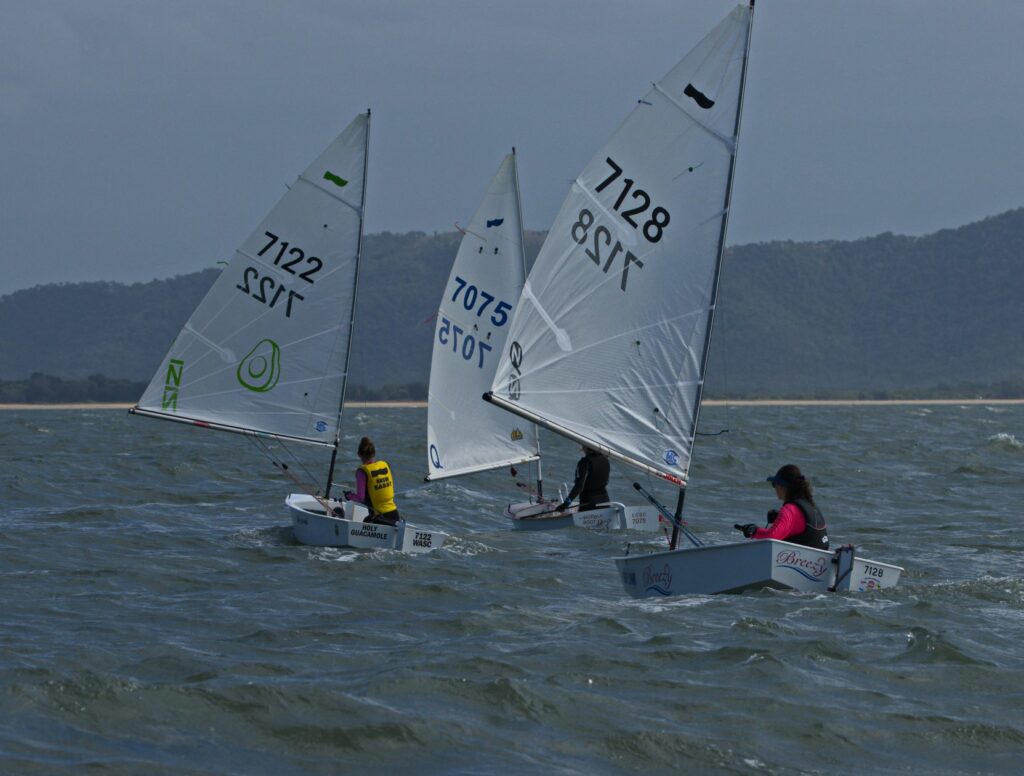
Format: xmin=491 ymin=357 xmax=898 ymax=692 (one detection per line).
xmin=237 ymin=339 xmax=281 ymax=392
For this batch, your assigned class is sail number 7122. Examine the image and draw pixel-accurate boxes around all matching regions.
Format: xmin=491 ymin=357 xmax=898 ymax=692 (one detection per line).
xmin=235 ymin=231 xmax=324 ymax=317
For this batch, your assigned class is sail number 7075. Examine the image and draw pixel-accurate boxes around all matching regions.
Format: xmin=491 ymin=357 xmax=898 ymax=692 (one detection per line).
xmin=438 ymin=316 xmax=492 ymax=369
xmin=449 ymin=275 xmax=512 ymax=327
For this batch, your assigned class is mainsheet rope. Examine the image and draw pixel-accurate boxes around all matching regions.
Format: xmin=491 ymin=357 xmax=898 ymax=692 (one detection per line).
xmin=247 ymin=436 xmax=332 ymax=511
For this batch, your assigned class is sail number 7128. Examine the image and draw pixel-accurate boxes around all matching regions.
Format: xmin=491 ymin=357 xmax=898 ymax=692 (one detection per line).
xmin=594 ymin=157 xmax=671 ymax=243
xmin=569 ymin=157 xmax=672 ymax=292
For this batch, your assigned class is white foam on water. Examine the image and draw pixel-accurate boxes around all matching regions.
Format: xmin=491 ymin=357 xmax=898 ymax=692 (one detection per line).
xmin=988 ymin=432 xmax=1022 ymax=449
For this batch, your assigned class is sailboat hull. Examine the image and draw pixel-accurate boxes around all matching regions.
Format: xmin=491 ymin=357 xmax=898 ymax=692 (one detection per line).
xmin=614 ymin=539 xmax=903 ymax=597
xmin=286 ymin=495 xmax=448 ymax=554
xmin=506 ymin=501 xmax=666 ymax=532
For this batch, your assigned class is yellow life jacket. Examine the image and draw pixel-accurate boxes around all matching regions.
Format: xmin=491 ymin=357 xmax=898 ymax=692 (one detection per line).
xmin=359 ymin=459 xmax=397 ymax=515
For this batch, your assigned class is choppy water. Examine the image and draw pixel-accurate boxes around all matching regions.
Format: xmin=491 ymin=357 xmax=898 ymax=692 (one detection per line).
xmin=2 ymin=404 xmax=1023 ymax=774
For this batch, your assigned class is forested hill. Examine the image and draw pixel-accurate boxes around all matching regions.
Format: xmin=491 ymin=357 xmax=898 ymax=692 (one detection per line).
xmin=2 ymin=208 xmax=1022 ymax=398
xmin=711 ymin=207 xmax=1024 ymax=396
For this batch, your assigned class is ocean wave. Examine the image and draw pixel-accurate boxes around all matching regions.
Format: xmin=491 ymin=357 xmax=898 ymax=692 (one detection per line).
xmin=438 ymin=536 xmax=498 ymax=557
xmin=898 ymin=626 xmax=996 ymax=666
xmin=987 ymin=432 xmax=1023 ymax=451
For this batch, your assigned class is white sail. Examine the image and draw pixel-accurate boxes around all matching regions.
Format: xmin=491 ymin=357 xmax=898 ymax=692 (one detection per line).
xmin=133 ymin=112 xmax=370 ymax=446
xmin=488 ymin=6 xmax=753 ymax=486
xmin=426 ymin=152 xmax=540 ymax=480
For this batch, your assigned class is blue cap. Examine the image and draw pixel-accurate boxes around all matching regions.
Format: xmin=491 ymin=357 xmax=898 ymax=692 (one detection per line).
xmin=767 ymin=466 xmax=804 ymax=488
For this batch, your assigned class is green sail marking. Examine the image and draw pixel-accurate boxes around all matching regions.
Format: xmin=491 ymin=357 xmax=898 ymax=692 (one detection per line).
xmin=323 ymin=171 xmax=348 ymax=188
xmin=237 ymin=339 xmax=281 ymax=393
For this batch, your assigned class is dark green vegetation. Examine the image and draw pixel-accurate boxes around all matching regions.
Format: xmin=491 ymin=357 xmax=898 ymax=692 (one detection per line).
xmin=0 ymin=374 xmax=428 ymax=404
xmin=1 ymin=208 xmax=1021 ymax=401
xmin=0 ymin=374 xmax=148 ymax=404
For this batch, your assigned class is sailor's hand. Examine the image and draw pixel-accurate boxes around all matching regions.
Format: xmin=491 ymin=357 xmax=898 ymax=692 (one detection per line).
xmin=343 ymin=490 xmax=354 ymax=501
xmin=735 ymin=523 xmax=758 ymax=538
xmin=557 ymin=500 xmax=571 ymax=512
xmin=766 ymin=509 xmax=779 ymax=524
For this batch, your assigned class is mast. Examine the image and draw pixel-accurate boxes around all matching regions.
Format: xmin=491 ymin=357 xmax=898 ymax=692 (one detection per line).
xmin=325 ymin=109 xmax=371 ymax=498
xmin=671 ymin=0 xmax=756 ymax=548
xmin=510 ymin=146 xmax=544 ymax=500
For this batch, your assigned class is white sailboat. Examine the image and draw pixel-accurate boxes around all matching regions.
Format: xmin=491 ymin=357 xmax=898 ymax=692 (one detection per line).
xmin=130 ymin=111 xmax=448 ymax=554
xmin=425 ymin=151 xmax=543 ymax=490
xmin=427 ymin=151 xmax=662 ymax=533
xmin=485 ymin=2 xmax=902 ymax=592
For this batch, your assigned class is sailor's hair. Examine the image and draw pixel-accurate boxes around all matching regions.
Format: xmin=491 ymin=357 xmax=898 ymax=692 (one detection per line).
xmin=358 ymin=437 xmax=375 ymax=459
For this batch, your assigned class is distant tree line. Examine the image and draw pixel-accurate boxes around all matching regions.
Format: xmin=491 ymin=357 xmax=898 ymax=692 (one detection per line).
xmin=344 ymin=382 xmax=428 ymax=401
xmin=714 ymin=379 xmax=1024 ymax=401
xmin=3 ymin=209 xmax=1023 ymax=396
xmin=0 ymin=373 xmax=147 ymax=403
xmin=0 ymin=373 xmax=428 ymax=404
xmin=2 ymin=373 xmax=1019 ymax=404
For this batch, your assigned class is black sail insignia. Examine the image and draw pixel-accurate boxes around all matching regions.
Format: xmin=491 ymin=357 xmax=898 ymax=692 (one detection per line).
xmin=684 ymin=83 xmax=715 ymax=109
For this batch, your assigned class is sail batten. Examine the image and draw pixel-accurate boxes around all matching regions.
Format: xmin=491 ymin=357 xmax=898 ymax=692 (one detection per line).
xmin=488 ymin=5 xmax=753 ymax=485
xmin=651 ymin=82 xmax=735 ymax=151
xmin=134 ymin=113 xmax=370 ymax=446
xmin=295 ymin=173 xmax=362 ymax=213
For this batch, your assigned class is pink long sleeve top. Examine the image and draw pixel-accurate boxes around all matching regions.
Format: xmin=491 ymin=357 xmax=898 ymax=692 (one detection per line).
xmin=752 ymin=503 xmax=806 ymax=541
xmin=346 ymin=468 xmax=369 ymax=503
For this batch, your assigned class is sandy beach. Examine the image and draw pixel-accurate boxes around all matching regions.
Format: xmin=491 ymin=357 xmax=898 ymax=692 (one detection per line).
xmin=1 ymin=398 xmax=1021 ymax=411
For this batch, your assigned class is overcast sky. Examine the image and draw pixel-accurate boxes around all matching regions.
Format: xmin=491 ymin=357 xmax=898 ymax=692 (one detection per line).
xmin=1 ymin=0 xmax=1021 ymax=295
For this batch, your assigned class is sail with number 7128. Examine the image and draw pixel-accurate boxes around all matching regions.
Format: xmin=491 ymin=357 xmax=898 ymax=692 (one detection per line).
xmin=485 ymin=2 xmax=903 ymax=593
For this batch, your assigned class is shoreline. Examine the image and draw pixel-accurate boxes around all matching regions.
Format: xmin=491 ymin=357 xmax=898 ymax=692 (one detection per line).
xmin=1 ymin=398 xmax=1022 ymax=411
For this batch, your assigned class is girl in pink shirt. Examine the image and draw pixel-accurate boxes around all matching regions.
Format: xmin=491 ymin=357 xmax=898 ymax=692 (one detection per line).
xmin=736 ymin=464 xmax=829 ymax=550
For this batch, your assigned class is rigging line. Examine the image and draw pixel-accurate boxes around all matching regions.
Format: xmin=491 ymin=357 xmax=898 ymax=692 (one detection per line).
xmin=274 ymin=436 xmax=324 ymax=493
xmin=247 ymin=436 xmax=329 ymax=510
xmin=454 ymin=222 xmax=487 ymax=241
xmin=643 ymin=470 xmax=671 ymax=547
xmin=640 ymin=474 xmax=674 ymax=547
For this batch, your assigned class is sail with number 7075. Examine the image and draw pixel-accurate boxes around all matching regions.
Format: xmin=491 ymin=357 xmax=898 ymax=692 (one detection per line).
xmin=425 ymin=151 xmax=541 ymax=483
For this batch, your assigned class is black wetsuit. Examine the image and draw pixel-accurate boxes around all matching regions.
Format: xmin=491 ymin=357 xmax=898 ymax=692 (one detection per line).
xmin=567 ymin=450 xmax=611 ymax=512
xmin=789 ymin=499 xmax=829 ymax=550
